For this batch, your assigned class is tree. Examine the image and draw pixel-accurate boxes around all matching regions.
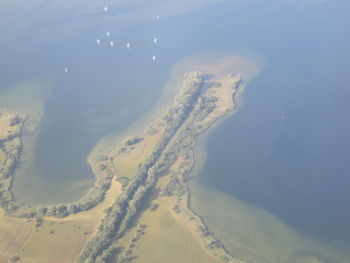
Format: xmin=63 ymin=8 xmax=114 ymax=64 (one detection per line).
xmin=9 ymin=256 xmax=20 ymax=262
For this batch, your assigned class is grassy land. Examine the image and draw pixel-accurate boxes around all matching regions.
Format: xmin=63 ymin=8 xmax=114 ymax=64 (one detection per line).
xmin=101 ymin=73 xmax=245 ymax=263
xmin=0 ymin=213 xmax=33 ymax=262
xmin=109 ymin=175 xmax=223 ymax=263
xmin=18 ymin=220 xmax=90 ymax=263
xmin=0 ymin=58 xmax=250 ymax=263
xmin=111 ymin=126 xmax=165 ymax=180
xmin=0 ymin=178 xmax=121 ymax=263
xmin=0 ymin=108 xmax=123 ymax=262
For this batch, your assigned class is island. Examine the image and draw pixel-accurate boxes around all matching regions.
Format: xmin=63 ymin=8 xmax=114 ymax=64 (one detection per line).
xmin=0 ymin=56 xmax=255 ymax=263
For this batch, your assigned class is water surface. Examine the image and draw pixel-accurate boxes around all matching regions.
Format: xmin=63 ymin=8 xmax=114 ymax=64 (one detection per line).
xmin=0 ymin=0 xmax=349 ymax=261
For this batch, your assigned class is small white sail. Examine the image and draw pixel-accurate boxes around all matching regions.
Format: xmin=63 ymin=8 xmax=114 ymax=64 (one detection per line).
xmin=110 ymin=41 xmax=114 ymax=47
xmin=104 ymin=6 xmax=108 ymax=12
xmin=64 ymin=67 xmax=68 ymax=73
xmin=126 ymin=42 xmax=130 ymax=49
xmin=156 ymin=15 xmax=160 ymax=20
xmin=152 ymin=56 xmax=156 ymax=61
xmin=97 ymin=39 xmax=100 ymax=45
xmin=154 ymin=37 xmax=157 ymax=44
xmin=106 ymin=32 xmax=110 ymax=37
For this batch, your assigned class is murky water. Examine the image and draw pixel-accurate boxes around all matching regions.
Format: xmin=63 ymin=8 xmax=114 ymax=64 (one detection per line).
xmin=0 ymin=0 xmax=348 ymax=261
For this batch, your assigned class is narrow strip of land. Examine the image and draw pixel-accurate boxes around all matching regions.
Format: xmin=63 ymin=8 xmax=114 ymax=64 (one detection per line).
xmin=77 ymin=71 xmax=249 ymax=263
xmin=0 ymin=56 xmax=256 ymax=263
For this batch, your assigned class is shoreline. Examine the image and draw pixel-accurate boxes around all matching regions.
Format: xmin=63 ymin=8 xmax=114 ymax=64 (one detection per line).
xmin=77 ymin=68 xmax=253 ymax=262
xmin=164 ymin=75 xmax=250 ymax=263
xmin=3 ymin=53 xmax=259 ymax=214
xmin=0 ymin=108 xmax=28 ymax=212
xmin=0 ymin=54 xmax=263 ymax=263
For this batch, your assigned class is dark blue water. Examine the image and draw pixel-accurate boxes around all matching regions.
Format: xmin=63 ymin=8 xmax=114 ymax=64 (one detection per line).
xmin=197 ymin=0 xmax=350 ymax=249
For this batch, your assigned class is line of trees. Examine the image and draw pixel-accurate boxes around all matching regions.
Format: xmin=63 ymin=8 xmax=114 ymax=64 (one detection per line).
xmin=0 ymin=114 xmax=26 ymax=213
xmin=77 ymin=72 xmax=205 ymax=263
xmin=17 ymin=156 xmax=114 ymax=219
xmin=78 ymin=73 xmax=241 ymax=262
xmin=79 ymin=72 xmax=240 ymax=262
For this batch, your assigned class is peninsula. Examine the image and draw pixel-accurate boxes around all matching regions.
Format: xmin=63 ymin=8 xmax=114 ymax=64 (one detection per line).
xmin=78 ymin=70 xmax=248 ymax=263
xmin=0 ymin=56 xmax=256 ymax=263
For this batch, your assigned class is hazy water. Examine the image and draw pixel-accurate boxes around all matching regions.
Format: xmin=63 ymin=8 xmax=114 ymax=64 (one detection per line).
xmin=12 ymin=39 xmax=174 ymax=203
xmin=188 ymin=0 xmax=350 ymax=261
xmin=2 ymin=9 xmax=178 ymax=203
xmin=0 ymin=0 xmax=349 ymax=260
xmin=195 ymin=0 xmax=350 ymax=248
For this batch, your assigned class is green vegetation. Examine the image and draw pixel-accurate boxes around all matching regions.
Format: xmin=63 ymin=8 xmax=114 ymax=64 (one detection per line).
xmin=161 ymin=173 xmax=185 ymax=197
xmin=0 ymin=110 xmax=117 ymax=220
xmin=0 ymin=70 xmax=243 ymax=263
xmin=77 ymin=72 xmax=205 ymax=263
xmin=15 ymin=165 xmax=113 ymax=219
xmin=0 ymin=111 xmax=27 ymax=212
xmin=77 ymin=72 xmax=242 ymax=263
xmin=9 ymin=256 xmax=20 ymax=262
